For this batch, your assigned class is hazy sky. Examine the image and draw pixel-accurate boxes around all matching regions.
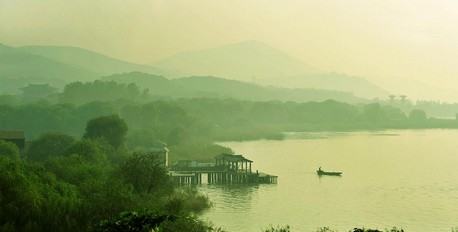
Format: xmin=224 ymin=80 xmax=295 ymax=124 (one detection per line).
xmin=1 ymin=0 xmax=458 ymax=100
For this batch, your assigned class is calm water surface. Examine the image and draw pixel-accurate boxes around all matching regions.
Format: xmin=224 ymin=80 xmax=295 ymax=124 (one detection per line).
xmin=200 ymin=130 xmax=458 ymax=232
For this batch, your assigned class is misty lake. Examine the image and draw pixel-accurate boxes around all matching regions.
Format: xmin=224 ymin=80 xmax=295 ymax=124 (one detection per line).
xmin=200 ymin=130 xmax=458 ymax=232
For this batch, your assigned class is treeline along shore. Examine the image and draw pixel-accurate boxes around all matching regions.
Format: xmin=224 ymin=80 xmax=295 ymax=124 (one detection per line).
xmin=2 ymin=80 xmax=458 ymax=159
xmin=1 ymin=79 xmax=458 ymax=231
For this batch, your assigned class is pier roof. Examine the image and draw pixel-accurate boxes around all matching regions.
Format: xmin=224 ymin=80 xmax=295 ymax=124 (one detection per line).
xmin=215 ymin=153 xmax=253 ymax=162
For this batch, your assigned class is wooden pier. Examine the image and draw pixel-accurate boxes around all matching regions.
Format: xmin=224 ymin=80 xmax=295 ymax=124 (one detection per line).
xmin=170 ymin=153 xmax=278 ymax=185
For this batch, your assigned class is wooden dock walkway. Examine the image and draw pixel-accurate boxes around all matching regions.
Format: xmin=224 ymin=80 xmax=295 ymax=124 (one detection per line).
xmin=170 ymin=153 xmax=278 ymax=185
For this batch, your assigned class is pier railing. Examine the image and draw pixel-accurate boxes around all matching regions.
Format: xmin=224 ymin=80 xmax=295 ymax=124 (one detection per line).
xmin=169 ymin=168 xmax=277 ymax=185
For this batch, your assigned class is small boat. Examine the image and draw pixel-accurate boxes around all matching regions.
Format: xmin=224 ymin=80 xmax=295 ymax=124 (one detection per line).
xmin=317 ymin=168 xmax=342 ymax=176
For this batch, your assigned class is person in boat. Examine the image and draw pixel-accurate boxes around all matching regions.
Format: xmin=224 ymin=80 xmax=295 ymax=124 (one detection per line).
xmin=318 ymin=167 xmax=322 ymax=172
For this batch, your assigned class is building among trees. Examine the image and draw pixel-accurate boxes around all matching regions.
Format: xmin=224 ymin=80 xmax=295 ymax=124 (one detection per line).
xmin=0 ymin=130 xmax=25 ymax=150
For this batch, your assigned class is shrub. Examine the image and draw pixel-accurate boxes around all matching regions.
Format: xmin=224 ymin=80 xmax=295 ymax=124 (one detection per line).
xmin=0 ymin=140 xmax=19 ymax=159
xmin=263 ymin=225 xmax=291 ymax=232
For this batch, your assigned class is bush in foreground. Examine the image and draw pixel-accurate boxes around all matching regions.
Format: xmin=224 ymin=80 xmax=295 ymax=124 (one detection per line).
xmin=94 ymin=211 xmax=225 ymax=232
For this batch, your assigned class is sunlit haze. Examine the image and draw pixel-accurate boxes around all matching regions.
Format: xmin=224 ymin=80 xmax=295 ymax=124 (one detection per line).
xmin=1 ymin=0 xmax=458 ymax=100
xmin=3 ymin=2 xmax=458 ymax=231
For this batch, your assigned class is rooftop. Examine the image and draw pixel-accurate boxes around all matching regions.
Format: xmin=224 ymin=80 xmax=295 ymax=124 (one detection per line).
xmin=0 ymin=130 xmax=25 ymax=139
xmin=215 ymin=153 xmax=253 ymax=162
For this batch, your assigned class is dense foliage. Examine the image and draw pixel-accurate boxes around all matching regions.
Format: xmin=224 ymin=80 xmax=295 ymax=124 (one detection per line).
xmin=95 ymin=211 xmax=224 ymax=232
xmin=1 ymin=83 xmax=457 ymax=161
xmin=61 ymin=81 xmax=144 ymax=105
xmin=84 ymin=115 xmax=128 ymax=148
xmin=0 ymin=116 xmax=211 ymax=232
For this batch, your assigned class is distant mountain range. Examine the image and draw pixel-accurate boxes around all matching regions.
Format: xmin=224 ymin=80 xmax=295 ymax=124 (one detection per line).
xmin=18 ymin=45 xmax=161 ymax=76
xmin=153 ymin=40 xmax=388 ymax=98
xmin=154 ymin=40 xmax=317 ymax=79
xmin=1 ymin=41 xmax=385 ymax=101
xmin=0 ymin=43 xmax=161 ymax=93
xmin=0 ymin=43 xmax=94 ymax=93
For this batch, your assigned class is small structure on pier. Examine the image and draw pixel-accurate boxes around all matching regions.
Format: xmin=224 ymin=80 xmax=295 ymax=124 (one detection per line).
xmin=171 ymin=153 xmax=277 ymax=185
xmin=215 ymin=153 xmax=253 ymax=173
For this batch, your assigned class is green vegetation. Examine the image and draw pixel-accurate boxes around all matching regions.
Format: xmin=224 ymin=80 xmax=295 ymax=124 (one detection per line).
xmin=61 ymin=81 xmax=144 ymax=105
xmin=0 ymin=116 xmax=212 ymax=232
xmin=1 ymin=80 xmax=458 ymax=161
xmin=1 ymin=41 xmax=378 ymax=103
xmin=104 ymin=72 xmax=365 ymax=104
xmin=2 ymin=7 xmax=456 ymax=230
xmin=1 ymin=77 xmax=457 ymax=232
xmin=0 ymin=140 xmax=20 ymax=159
xmin=84 ymin=115 xmax=128 ymax=148
xmin=263 ymin=225 xmax=291 ymax=232
xmin=26 ymin=133 xmax=75 ymax=161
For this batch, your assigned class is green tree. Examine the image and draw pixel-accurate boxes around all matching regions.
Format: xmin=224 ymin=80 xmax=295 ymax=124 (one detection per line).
xmin=119 ymin=152 xmax=172 ymax=194
xmin=20 ymin=84 xmax=57 ymax=102
xmin=78 ymin=177 xmax=136 ymax=223
xmin=95 ymin=212 xmax=221 ymax=232
xmin=95 ymin=211 xmax=174 ymax=232
xmin=409 ymin=109 xmax=427 ymax=121
xmin=0 ymin=140 xmax=19 ymax=159
xmin=84 ymin=115 xmax=128 ymax=148
xmin=0 ymin=156 xmax=81 ymax=232
xmin=163 ymin=189 xmax=211 ymax=216
xmin=60 ymin=81 xmax=141 ymax=105
xmin=64 ymin=139 xmax=108 ymax=162
xmin=26 ymin=133 xmax=75 ymax=161
xmin=363 ymin=103 xmax=386 ymax=124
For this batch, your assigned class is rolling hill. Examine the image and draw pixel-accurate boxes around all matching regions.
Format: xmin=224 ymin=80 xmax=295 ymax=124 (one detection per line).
xmin=103 ymin=72 xmax=366 ymax=103
xmin=0 ymin=44 xmax=96 ymax=79
xmin=1 ymin=41 xmax=385 ymax=101
xmin=19 ymin=45 xmax=162 ymax=76
xmin=0 ymin=43 xmax=97 ymax=93
xmin=154 ymin=40 xmax=316 ymax=79
xmin=0 ymin=43 xmax=163 ymax=94
xmin=153 ymin=40 xmax=388 ymax=99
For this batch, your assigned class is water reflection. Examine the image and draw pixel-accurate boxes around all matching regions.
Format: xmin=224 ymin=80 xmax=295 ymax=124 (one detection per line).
xmin=202 ymin=184 xmax=260 ymax=211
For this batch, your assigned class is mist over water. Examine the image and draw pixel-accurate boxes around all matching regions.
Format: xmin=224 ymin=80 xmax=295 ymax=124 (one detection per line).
xmin=201 ymin=130 xmax=458 ymax=232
